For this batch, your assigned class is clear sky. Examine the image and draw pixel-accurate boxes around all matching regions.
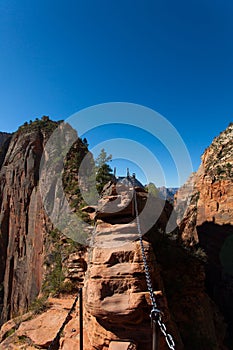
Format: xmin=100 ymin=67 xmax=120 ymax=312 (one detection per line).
xmin=1 ymin=1 xmax=233 ymax=186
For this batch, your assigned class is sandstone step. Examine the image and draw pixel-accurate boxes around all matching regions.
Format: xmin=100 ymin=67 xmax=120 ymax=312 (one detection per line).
xmin=109 ymin=340 xmax=137 ymax=350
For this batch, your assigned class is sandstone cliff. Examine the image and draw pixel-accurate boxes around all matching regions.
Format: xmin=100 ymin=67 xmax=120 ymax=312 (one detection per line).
xmin=0 ymin=119 xmax=229 ymax=349
xmin=0 ymin=119 xmax=89 ymax=324
xmin=0 ymin=120 xmax=59 ymax=322
xmin=0 ymin=177 xmax=226 ymax=349
xmin=175 ymin=123 xmax=233 ymax=243
xmin=175 ymin=122 xmax=233 ymax=348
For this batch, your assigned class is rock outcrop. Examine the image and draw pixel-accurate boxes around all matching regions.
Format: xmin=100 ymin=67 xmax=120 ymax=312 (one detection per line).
xmin=175 ymin=123 xmax=233 ymax=244
xmin=0 ymin=296 xmax=92 ymax=350
xmin=83 ymin=180 xmax=226 ymax=350
xmin=83 ymin=181 xmax=182 ymax=350
xmin=84 ymin=241 xmax=179 ymax=350
xmin=175 ymin=122 xmax=233 ymax=348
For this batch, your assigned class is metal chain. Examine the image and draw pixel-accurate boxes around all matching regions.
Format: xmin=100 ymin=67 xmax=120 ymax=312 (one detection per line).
xmin=88 ymin=220 xmax=98 ymax=249
xmin=132 ymin=184 xmax=176 ymax=350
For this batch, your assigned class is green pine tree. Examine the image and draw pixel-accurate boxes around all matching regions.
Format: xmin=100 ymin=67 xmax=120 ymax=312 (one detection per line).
xmin=95 ymin=149 xmax=113 ymax=193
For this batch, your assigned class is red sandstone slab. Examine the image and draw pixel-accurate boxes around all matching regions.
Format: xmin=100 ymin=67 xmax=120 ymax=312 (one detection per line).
xmin=109 ymin=340 xmax=137 ymax=349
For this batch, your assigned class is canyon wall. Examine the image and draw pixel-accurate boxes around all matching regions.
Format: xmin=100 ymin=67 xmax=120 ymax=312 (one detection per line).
xmin=175 ymin=123 xmax=233 ymax=348
xmin=175 ymin=123 xmax=233 ymax=243
xmin=0 ymin=118 xmax=93 ymax=328
xmin=0 ymin=123 xmax=53 ymax=322
xmin=0 ymin=120 xmax=231 ymax=349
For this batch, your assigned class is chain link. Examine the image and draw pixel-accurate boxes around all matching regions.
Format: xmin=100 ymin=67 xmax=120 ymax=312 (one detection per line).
xmin=132 ymin=181 xmax=175 ymax=350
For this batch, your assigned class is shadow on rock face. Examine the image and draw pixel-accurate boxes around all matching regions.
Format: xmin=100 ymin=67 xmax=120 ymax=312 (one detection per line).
xmin=197 ymin=222 xmax=233 ymax=349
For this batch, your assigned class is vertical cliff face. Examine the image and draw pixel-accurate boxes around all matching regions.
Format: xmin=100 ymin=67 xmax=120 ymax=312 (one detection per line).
xmin=0 ymin=125 xmax=52 ymax=322
xmin=0 ymin=119 xmax=93 ymax=325
xmin=175 ymin=123 xmax=233 ymax=244
xmin=0 ymin=119 xmax=72 ymax=322
xmin=175 ymin=123 xmax=233 ymax=348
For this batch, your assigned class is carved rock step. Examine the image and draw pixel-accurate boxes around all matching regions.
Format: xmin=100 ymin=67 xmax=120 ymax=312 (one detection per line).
xmin=109 ymin=340 xmax=137 ymax=349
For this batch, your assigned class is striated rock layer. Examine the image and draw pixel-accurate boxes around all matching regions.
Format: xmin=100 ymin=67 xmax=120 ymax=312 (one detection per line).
xmin=175 ymin=123 xmax=233 ymax=348
xmin=0 ymin=120 xmax=230 ymax=349
xmin=175 ymin=123 xmax=233 ymax=244
xmin=0 ymin=127 xmax=49 ymax=322
xmin=84 ymin=240 xmax=183 ymax=350
xmin=83 ymin=181 xmax=182 ymax=350
xmin=83 ymin=181 xmax=226 ymax=350
xmin=0 ymin=120 xmax=88 ymax=323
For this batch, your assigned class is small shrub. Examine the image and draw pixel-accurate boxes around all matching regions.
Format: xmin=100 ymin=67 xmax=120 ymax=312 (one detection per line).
xmin=17 ymin=335 xmax=31 ymax=345
xmin=193 ymin=247 xmax=207 ymax=262
xmin=2 ymin=328 xmax=16 ymax=340
xmin=50 ymin=229 xmax=60 ymax=241
xmin=29 ymin=296 xmax=50 ymax=314
xmin=59 ymin=280 xmax=77 ymax=294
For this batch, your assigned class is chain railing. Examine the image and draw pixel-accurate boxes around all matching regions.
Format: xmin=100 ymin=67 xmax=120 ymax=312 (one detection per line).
xmin=132 ymin=183 xmax=176 ymax=350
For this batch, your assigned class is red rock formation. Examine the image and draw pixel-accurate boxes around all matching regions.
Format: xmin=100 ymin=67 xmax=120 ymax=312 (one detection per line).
xmin=0 ymin=120 xmax=230 ymax=349
xmin=0 ymin=296 xmax=92 ymax=350
xmin=0 ymin=127 xmax=50 ymax=322
xmin=0 ymin=120 xmax=90 ymax=323
xmin=175 ymin=123 xmax=233 ymax=244
xmin=81 ymin=181 xmax=181 ymax=349
xmin=78 ymin=178 xmax=227 ymax=350
xmin=84 ymin=241 xmax=182 ymax=350
xmin=175 ymin=123 xmax=233 ymax=348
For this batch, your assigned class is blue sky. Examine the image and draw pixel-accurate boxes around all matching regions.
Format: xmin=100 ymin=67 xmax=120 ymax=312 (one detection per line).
xmin=1 ymin=1 xmax=233 ymax=186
